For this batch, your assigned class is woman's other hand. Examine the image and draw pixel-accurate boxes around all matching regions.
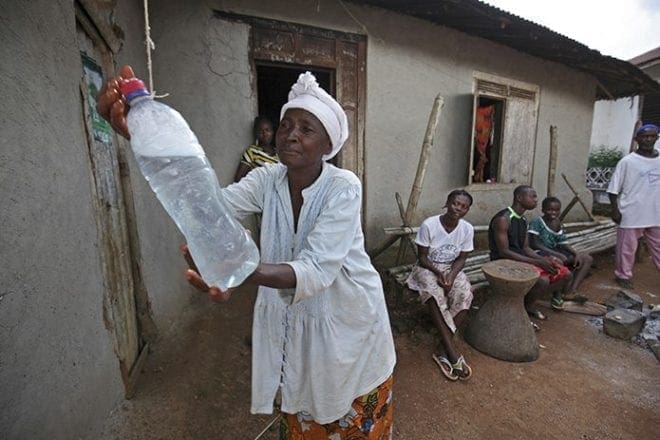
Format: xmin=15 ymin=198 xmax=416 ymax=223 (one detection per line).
xmin=184 ymin=269 xmax=233 ymax=302
xmin=96 ymin=65 xmax=136 ymax=139
xmin=180 ymin=244 xmax=233 ymax=302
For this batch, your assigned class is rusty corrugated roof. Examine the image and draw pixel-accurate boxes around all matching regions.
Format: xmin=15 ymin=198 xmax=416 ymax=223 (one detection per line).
xmin=348 ymin=0 xmax=660 ymax=99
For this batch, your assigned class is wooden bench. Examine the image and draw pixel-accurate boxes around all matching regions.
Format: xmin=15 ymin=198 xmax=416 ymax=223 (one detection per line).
xmin=383 ymin=220 xmax=616 ymax=303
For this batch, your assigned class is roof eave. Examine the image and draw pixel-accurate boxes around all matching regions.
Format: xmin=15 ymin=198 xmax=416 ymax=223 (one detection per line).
xmin=348 ymin=0 xmax=660 ymax=99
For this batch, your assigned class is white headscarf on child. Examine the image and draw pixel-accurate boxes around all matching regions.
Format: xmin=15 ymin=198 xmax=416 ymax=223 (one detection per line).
xmin=280 ymin=72 xmax=349 ymax=161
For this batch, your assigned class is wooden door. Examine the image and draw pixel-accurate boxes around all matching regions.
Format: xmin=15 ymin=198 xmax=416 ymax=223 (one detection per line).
xmin=248 ymin=17 xmax=367 ymax=181
xmin=76 ymin=4 xmax=150 ymax=398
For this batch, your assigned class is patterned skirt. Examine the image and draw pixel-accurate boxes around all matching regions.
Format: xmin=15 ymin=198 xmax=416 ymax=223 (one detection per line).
xmin=405 ymin=262 xmax=473 ymax=333
xmin=280 ymin=375 xmax=394 ymax=440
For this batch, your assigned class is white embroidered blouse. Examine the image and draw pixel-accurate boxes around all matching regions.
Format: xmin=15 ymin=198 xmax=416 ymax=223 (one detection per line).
xmin=221 ymin=162 xmax=396 ymax=424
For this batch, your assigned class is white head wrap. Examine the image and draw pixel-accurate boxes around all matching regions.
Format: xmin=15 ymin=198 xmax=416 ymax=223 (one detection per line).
xmin=280 ymin=72 xmax=349 ymax=161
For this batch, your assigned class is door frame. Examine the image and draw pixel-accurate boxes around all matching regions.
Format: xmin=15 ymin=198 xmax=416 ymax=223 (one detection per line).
xmin=214 ymin=11 xmax=368 ymax=186
xmin=76 ymin=0 xmax=156 ymax=398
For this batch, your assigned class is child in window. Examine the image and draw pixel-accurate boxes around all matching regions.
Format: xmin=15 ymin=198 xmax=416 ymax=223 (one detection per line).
xmin=528 ymin=196 xmax=593 ymax=303
xmin=406 ymin=190 xmax=475 ymax=381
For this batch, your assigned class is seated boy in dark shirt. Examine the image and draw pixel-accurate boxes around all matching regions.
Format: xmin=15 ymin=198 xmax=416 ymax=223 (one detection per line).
xmin=488 ymin=185 xmax=573 ymax=322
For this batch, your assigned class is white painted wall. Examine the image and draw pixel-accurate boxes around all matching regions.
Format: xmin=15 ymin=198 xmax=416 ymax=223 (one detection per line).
xmin=590 ymin=97 xmax=639 ymax=154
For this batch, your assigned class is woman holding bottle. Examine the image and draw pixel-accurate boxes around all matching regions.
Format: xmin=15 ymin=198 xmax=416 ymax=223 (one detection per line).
xmin=98 ymin=66 xmax=396 ymax=439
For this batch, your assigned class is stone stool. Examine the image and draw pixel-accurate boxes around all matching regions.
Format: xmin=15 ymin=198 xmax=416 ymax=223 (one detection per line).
xmin=464 ymin=259 xmax=540 ymax=362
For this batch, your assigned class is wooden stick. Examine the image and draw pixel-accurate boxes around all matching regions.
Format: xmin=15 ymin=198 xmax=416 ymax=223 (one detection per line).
xmin=560 ymin=173 xmax=595 ymax=221
xmin=395 ymin=192 xmax=407 ymax=223
xmin=368 ymin=235 xmax=400 ymax=259
xmin=629 ymin=118 xmax=642 ymax=153
xmin=403 ymin=95 xmax=445 ymax=226
xmin=595 ymin=79 xmax=615 ymax=100
xmin=395 ymin=193 xmax=410 ymax=264
xmin=559 ymin=197 xmax=578 ymax=221
xmin=369 ymin=95 xmax=444 ymax=260
xmin=384 ymin=226 xmax=419 ymax=236
xmin=547 ymin=125 xmax=558 ymax=196
xmin=253 ymin=414 xmax=281 ymax=440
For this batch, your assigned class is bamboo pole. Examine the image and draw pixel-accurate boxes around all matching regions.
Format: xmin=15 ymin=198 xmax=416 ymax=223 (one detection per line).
xmin=395 ymin=192 xmax=406 ymax=222
xmin=395 ymin=193 xmax=411 ymax=264
xmin=384 ymin=226 xmax=419 ymax=236
xmin=385 ymin=223 xmax=617 ymax=291
xmin=383 ymin=220 xmax=608 ymax=236
xmin=396 ymin=191 xmax=419 ymax=260
xmin=565 ymin=222 xmax=614 ymax=239
xmin=369 ymin=95 xmax=445 ymax=260
xmin=547 ymin=125 xmax=558 ymax=196
xmin=403 ymin=95 xmax=445 ymax=226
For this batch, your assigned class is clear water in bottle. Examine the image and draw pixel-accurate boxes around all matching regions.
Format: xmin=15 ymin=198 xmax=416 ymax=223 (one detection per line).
xmin=121 ymin=78 xmax=259 ymax=290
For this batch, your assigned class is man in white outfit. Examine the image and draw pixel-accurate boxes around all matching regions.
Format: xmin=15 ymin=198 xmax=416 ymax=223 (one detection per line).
xmin=607 ymin=124 xmax=660 ymax=288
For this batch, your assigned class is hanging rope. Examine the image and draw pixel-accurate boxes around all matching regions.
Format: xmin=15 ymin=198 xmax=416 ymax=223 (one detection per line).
xmin=143 ymin=0 xmax=168 ymax=98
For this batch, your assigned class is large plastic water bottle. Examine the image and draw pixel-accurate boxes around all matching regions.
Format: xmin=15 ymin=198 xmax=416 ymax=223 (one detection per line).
xmin=120 ymin=78 xmax=259 ymax=290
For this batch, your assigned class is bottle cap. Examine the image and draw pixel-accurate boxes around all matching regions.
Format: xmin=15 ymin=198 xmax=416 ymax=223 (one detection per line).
xmin=120 ymin=78 xmax=150 ymax=102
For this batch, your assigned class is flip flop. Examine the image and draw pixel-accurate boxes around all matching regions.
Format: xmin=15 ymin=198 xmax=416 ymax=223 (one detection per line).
xmin=454 ymin=355 xmax=473 ymax=381
xmin=527 ymin=309 xmax=547 ymax=320
xmin=432 ymin=354 xmax=459 ymax=381
xmin=551 ymin=297 xmax=564 ymax=310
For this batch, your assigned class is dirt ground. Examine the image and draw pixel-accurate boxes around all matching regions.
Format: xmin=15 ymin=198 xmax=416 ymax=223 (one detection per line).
xmin=100 ymin=251 xmax=659 ymax=439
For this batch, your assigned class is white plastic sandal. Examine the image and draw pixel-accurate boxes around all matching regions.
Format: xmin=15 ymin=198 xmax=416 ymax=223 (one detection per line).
xmin=432 ymin=354 xmax=459 ymax=381
xmin=453 ymin=355 xmax=473 ymax=381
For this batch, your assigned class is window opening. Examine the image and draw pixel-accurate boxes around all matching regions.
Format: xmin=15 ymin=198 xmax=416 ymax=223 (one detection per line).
xmin=468 ymin=73 xmax=539 ymax=186
xmin=472 ymin=96 xmax=505 ymax=183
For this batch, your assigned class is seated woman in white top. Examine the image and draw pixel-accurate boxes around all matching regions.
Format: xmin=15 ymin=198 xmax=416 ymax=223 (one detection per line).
xmin=406 ymin=190 xmax=475 ymax=381
xmin=98 ymin=67 xmax=396 ymax=439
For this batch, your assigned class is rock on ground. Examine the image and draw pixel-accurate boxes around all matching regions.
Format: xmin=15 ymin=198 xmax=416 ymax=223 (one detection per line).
xmin=604 ymin=308 xmax=646 ymax=340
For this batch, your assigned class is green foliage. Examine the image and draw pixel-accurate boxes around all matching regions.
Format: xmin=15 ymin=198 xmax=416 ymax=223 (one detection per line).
xmin=588 ymin=146 xmax=624 ymax=168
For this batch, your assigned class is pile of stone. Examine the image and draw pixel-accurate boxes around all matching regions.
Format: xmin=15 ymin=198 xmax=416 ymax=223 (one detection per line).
xmin=602 ymin=290 xmax=660 ymax=361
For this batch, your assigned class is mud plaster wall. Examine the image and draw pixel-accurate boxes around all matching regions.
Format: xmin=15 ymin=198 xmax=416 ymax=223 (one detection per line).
xmin=148 ymin=0 xmax=596 ymax=250
xmin=1 ymin=0 xmax=219 ymax=436
xmin=113 ymin=3 xmax=209 ymax=340
xmin=344 ymin=4 xmax=596 ymax=244
xmin=0 ymin=0 xmax=140 ymax=438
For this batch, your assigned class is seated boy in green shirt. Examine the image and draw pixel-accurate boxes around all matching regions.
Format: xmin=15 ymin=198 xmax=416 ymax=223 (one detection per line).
xmin=528 ymin=196 xmax=593 ymax=302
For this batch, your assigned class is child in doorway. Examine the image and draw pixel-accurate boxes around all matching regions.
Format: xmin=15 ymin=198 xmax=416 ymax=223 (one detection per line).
xmin=528 ymin=196 xmax=593 ymax=302
xmin=406 ymin=190 xmax=474 ymax=381
xmin=233 ymin=116 xmax=278 ymax=182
